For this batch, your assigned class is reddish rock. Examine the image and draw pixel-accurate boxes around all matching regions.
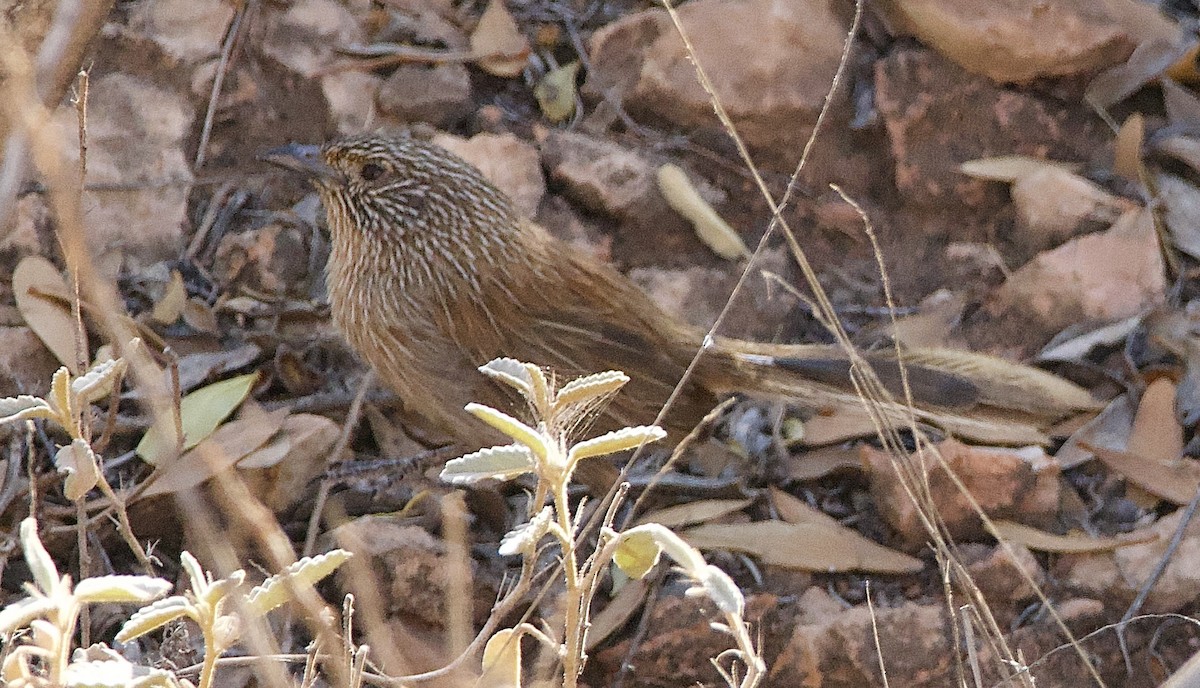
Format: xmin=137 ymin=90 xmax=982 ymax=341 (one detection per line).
xmin=51 ymin=73 xmax=194 ymax=268
xmin=539 ymin=130 xmax=705 ymax=267
xmin=987 ymin=207 xmax=1165 ymax=333
xmin=962 ymin=542 xmax=1045 ymax=605
xmin=377 ymin=64 xmax=472 ymax=128
xmin=586 ymin=0 xmax=847 ymax=151
xmin=1065 ymin=507 xmax=1200 ymax=613
xmin=877 ymin=0 xmax=1134 ymax=84
xmin=771 ymin=601 xmax=951 ymax=686
xmin=862 ymin=439 xmax=1060 ymax=545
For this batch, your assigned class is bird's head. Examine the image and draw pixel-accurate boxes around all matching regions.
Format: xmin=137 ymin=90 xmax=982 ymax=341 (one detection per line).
xmin=262 ymin=134 xmax=521 ymax=257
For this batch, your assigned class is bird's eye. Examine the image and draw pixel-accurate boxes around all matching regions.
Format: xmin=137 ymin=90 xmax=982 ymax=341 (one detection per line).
xmin=360 ymin=163 xmax=385 ymax=182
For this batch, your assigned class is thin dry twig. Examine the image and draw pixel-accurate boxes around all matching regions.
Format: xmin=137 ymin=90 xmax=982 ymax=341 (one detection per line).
xmin=194 ymin=1 xmax=248 ymax=168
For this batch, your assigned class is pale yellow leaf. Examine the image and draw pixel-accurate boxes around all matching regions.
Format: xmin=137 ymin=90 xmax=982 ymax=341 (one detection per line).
xmin=465 ymin=403 xmax=547 ymax=461
xmin=115 ymin=596 xmax=191 ymax=643
xmin=441 ymin=444 xmax=535 ymax=484
xmin=481 ymin=628 xmax=523 ymax=688
xmin=958 ymin=155 xmax=1081 ymax=182
xmin=534 ymin=61 xmax=580 ymax=123
xmin=658 ymin=163 xmax=749 ymax=260
xmin=612 ymin=528 xmax=664 ymax=580
xmin=56 ymin=439 xmax=100 ymax=500
xmin=0 ymin=395 xmax=55 ymax=424
xmin=478 ymin=358 xmax=535 ymax=399
xmin=246 ymin=549 xmax=352 ymax=616
xmin=568 ymin=425 xmax=665 ymax=463
xmin=553 ymin=369 xmax=628 ymax=412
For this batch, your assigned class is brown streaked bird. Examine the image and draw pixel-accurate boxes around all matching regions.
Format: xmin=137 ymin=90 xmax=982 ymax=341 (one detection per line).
xmin=264 ymin=133 xmax=1098 ymax=488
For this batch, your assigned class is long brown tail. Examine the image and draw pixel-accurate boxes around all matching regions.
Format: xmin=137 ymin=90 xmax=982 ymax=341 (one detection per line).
xmin=703 ymin=339 xmax=1101 ymax=446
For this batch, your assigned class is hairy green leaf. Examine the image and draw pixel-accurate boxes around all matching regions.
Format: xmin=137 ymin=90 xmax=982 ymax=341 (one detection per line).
xmin=441 ymin=444 xmax=535 ymax=484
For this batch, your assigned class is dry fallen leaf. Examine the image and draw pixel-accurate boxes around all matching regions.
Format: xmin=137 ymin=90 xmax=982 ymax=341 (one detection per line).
xmin=239 ymin=413 xmax=339 ymax=512
xmin=150 ymin=269 xmax=186 ymax=325
xmin=683 ymin=520 xmax=922 ymax=574
xmin=138 ymin=407 xmax=288 ymax=498
xmin=1114 ymin=113 xmax=1146 ymax=181
xmin=1037 ymin=316 xmax=1141 ymax=364
xmin=470 ymin=0 xmax=529 ymax=78
xmin=182 ymin=297 xmax=218 ymax=334
xmin=136 ymin=372 xmax=260 ymax=465
xmin=992 ymin=519 xmax=1156 ymax=553
xmin=586 ymin=577 xmax=649 ymax=650
xmin=13 ymin=255 xmax=81 ymax=373
xmin=1055 ymin=394 xmax=1136 ymax=469
xmin=769 ymin=486 xmax=842 ymax=529
xmin=635 ymin=498 xmax=752 ymax=529
xmin=1087 ymin=40 xmax=1186 ymax=108
xmin=1083 ymin=441 xmax=1200 ymax=505
xmin=1155 ymin=173 xmax=1200 ymax=260
xmin=784 ymin=444 xmax=862 ymax=481
xmin=1161 ymin=78 xmax=1200 ymax=125
xmin=1127 ymin=377 xmax=1183 ymax=465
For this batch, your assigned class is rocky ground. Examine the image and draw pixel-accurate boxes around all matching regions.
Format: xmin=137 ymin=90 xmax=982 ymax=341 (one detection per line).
xmin=3 ymin=0 xmax=1200 ymax=686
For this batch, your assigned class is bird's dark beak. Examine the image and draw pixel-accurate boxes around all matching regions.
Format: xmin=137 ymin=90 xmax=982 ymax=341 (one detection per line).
xmin=260 ymin=143 xmax=338 ymax=181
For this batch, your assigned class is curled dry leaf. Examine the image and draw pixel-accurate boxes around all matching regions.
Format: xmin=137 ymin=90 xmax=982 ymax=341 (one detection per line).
xmin=657 ymin=163 xmax=749 ymax=261
xmin=1055 ymin=394 xmax=1136 ymax=469
xmin=239 ymin=413 xmax=339 ymax=513
xmin=1155 ymin=173 xmax=1200 ymax=260
xmin=13 ymin=255 xmax=80 ymax=373
xmin=1086 ymin=40 xmax=1187 ymax=109
xmin=470 ymin=0 xmax=529 ymax=78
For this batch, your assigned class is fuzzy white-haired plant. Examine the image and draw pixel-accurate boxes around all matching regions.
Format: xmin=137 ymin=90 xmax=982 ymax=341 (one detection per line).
xmin=441 ymin=358 xmax=763 ymax=688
